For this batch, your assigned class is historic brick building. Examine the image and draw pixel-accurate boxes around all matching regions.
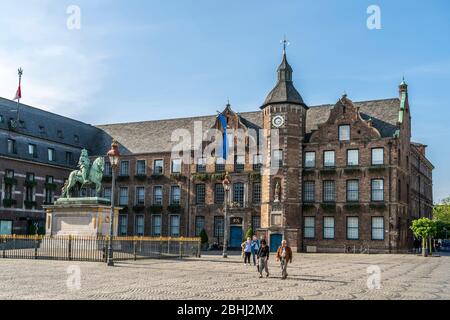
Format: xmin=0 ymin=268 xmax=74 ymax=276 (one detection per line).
xmin=0 ymin=97 xmax=106 ymax=234
xmin=0 ymin=50 xmax=434 ymax=253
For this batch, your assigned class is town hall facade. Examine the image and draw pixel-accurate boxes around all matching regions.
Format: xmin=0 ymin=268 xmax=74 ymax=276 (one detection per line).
xmin=0 ymin=49 xmax=433 ymax=253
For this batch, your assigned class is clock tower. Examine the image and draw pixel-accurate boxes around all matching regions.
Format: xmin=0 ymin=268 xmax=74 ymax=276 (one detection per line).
xmin=259 ymin=43 xmax=308 ymax=252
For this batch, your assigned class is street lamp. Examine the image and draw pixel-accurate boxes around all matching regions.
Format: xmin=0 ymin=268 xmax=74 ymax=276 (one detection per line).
xmin=222 ymin=172 xmax=231 ymax=258
xmin=106 ymin=139 xmax=120 ymax=266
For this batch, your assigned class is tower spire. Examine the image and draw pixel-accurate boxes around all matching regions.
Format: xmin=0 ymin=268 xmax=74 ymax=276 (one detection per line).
xmin=261 ymin=39 xmax=306 ymax=109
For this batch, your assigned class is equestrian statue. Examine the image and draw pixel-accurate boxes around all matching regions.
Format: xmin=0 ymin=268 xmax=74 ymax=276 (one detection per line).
xmin=61 ymin=149 xmax=105 ymax=198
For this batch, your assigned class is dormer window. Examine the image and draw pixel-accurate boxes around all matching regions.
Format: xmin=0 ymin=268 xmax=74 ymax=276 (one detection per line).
xmin=0 ymin=115 xmax=4 ymax=123
xmin=74 ymin=135 xmax=79 ymax=143
xmin=339 ymin=125 xmax=350 ymax=141
xmin=39 ymin=126 xmax=46 ymax=134
xmin=57 ymin=130 xmax=63 ymax=139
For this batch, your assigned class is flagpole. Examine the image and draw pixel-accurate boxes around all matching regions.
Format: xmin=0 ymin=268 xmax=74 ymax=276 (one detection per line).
xmin=16 ymin=68 xmax=23 ymax=123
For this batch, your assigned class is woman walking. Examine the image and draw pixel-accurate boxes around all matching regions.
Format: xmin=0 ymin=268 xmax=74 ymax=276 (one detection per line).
xmin=256 ymin=239 xmax=270 ymax=278
xmin=242 ymin=237 xmax=252 ymax=265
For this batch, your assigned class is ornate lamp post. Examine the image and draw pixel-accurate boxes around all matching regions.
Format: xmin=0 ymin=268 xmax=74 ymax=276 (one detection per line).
xmin=222 ymin=172 xmax=231 ymax=258
xmin=106 ymin=140 xmax=120 ymax=266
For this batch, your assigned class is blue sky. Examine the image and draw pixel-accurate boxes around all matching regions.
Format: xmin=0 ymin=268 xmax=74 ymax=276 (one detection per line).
xmin=0 ymin=0 xmax=449 ymax=202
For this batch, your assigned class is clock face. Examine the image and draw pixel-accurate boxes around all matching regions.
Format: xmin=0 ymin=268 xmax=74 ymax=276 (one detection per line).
xmin=272 ymin=115 xmax=284 ymax=128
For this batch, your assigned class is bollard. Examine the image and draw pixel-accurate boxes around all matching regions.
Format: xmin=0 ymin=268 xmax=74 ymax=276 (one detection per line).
xmin=68 ymin=235 xmax=72 ymax=261
xmin=34 ymin=235 xmax=38 ymax=259
xmin=133 ymin=239 xmax=137 ymax=261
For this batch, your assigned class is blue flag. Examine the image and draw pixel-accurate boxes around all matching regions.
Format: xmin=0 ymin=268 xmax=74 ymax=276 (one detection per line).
xmin=217 ymin=113 xmax=228 ymax=160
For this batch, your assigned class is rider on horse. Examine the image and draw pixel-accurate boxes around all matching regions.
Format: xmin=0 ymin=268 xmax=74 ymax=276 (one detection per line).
xmin=78 ymin=149 xmax=91 ymax=184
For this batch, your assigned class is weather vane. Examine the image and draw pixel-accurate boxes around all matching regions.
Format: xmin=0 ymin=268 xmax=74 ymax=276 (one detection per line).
xmin=280 ymin=35 xmax=290 ymax=54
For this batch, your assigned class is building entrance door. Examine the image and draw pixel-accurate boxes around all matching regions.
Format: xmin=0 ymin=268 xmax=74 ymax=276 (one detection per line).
xmin=270 ymin=233 xmax=282 ymax=252
xmin=229 ymin=226 xmax=243 ymax=249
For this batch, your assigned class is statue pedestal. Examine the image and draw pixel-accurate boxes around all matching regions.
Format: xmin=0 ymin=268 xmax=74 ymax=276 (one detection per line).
xmin=44 ymin=198 xmax=120 ymax=237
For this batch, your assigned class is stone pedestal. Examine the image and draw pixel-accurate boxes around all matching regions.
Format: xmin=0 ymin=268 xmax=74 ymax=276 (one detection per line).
xmin=44 ymin=198 xmax=120 ymax=237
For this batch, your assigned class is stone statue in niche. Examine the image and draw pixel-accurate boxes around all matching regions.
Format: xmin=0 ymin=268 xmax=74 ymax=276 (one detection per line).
xmin=274 ymin=180 xmax=281 ymax=202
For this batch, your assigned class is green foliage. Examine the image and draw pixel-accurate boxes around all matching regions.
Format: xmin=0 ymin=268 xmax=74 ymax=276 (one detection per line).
xmin=4 ymin=177 xmax=17 ymax=185
xmin=3 ymin=199 xmax=17 ymax=207
xmin=435 ymin=220 xmax=450 ymax=239
xmin=44 ymin=183 xmax=57 ymax=190
xmin=149 ymin=205 xmax=163 ymax=214
xmin=369 ymin=203 xmax=387 ymax=211
xmin=244 ymin=226 xmax=253 ymax=241
xmin=321 ymin=203 xmax=336 ymax=213
xmin=344 ymin=203 xmax=362 ymax=212
xmin=410 ymin=218 xmax=437 ymax=239
xmin=192 ymin=173 xmax=209 ymax=181
xmin=24 ymin=180 xmax=37 ymax=187
xmin=433 ymin=197 xmax=450 ymax=224
xmin=134 ymin=174 xmax=147 ymax=181
xmin=248 ymin=172 xmax=261 ymax=181
xmin=210 ymin=173 xmax=226 ymax=181
xmin=167 ymin=204 xmax=182 ymax=213
xmin=199 ymin=229 xmax=208 ymax=244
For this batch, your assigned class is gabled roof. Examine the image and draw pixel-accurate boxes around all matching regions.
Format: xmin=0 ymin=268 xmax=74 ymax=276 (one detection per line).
xmin=306 ymin=98 xmax=400 ymax=139
xmin=95 ymin=98 xmax=401 ymax=154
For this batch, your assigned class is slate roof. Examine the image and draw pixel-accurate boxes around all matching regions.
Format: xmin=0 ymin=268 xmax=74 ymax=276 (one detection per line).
xmin=0 ymin=97 xmax=106 ymax=166
xmin=262 ymin=53 xmax=305 ymax=108
xmin=96 ymin=98 xmax=401 ymax=154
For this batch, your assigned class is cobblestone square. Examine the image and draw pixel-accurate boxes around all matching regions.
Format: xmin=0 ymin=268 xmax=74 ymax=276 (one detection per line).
xmin=0 ymin=253 xmax=449 ymax=300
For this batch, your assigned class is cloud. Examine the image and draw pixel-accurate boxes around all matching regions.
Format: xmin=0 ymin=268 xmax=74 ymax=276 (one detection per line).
xmin=0 ymin=0 xmax=108 ymax=118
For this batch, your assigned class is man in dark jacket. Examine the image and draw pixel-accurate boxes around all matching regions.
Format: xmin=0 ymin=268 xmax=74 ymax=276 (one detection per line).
xmin=276 ymin=240 xmax=293 ymax=279
xmin=256 ymin=240 xmax=270 ymax=278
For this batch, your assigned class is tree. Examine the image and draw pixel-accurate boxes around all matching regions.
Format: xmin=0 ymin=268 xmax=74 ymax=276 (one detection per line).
xmin=433 ymin=196 xmax=450 ymax=224
xmin=199 ymin=229 xmax=208 ymax=245
xmin=435 ymin=220 xmax=450 ymax=239
xmin=410 ymin=218 xmax=437 ymax=257
xmin=244 ymin=226 xmax=253 ymax=241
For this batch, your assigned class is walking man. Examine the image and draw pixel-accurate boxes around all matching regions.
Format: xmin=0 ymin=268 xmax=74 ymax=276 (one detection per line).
xmin=256 ymin=239 xmax=270 ymax=278
xmin=276 ymin=240 xmax=292 ymax=280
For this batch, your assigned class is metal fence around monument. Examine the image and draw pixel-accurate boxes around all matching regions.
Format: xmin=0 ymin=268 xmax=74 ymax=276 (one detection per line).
xmin=0 ymin=235 xmax=201 ymax=263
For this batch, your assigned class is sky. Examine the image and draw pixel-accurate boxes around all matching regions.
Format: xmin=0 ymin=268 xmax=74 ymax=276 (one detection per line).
xmin=0 ymin=0 xmax=449 ymax=202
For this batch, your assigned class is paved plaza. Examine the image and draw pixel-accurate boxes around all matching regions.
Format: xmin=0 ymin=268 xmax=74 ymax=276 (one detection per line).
xmin=0 ymin=252 xmax=449 ymax=300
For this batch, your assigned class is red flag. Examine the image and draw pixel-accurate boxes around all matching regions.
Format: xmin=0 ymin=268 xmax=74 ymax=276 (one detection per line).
xmin=13 ymin=84 xmax=21 ymax=100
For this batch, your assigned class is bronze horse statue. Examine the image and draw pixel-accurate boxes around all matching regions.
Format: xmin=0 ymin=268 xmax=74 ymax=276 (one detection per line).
xmin=61 ymin=157 xmax=105 ymax=198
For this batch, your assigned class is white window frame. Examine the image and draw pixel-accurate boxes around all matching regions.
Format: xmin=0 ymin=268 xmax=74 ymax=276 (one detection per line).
xmin=154 ymin=159 xmax=164 ymax=175
xmin=171 ymin=159 xmax=182 ymax=174
xmin=323 ymin=151 xmax=335 ymax=167
xmin=339 ymin=125 xmax=350 ymax=141
xmin=170 ymin=185 xmax=181 ymax=205
xmin=347 ymin=149 xmax=359 ymax=166
xmin=135 ymin=186 xmax=145 ymax=205
xmin=153 ymin=186 xmax=163 ymax=205
xmin=371 ymin=217 xmax=385 ymax=240
xmin=152 ymin=215 xmax=162 ymax=236
xmin=134 ymin=214 xmax=145 ymax=236
xmin=304 ymin=152 xmax=316 ymax=168
xmin=323 ymin=217 xmax=335 ymax=239
xmin=304 ymin=217 xmax=315 ymax=239
xmin=169 ymin=214 xmax=180 ymax=237
xmin=372 ymin=148 xmax=384 ymax=165
xmin=346 ymin=217 xmax=359 ymax=240
xmin=136 ymin=159 xmax=147 ymax=175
